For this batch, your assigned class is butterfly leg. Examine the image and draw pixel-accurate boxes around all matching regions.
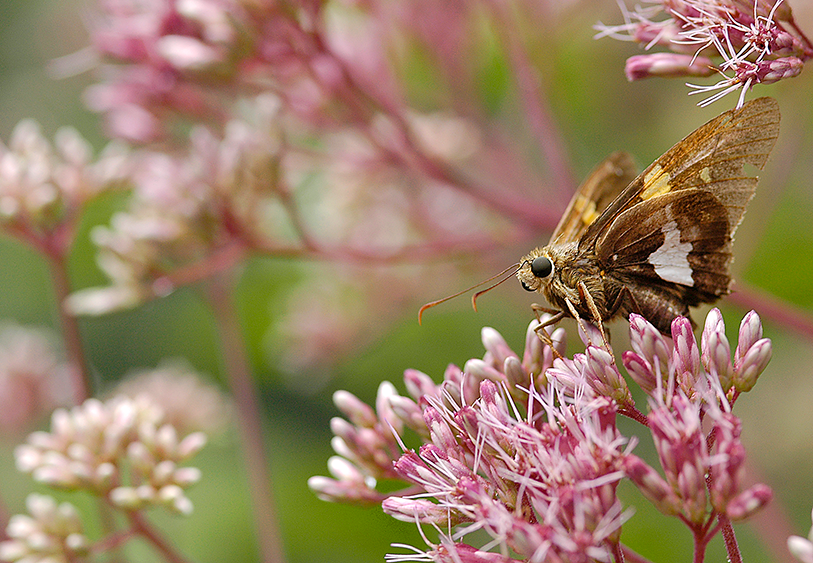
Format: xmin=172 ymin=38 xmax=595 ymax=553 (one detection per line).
xmin=605 ymin=284 xmax=644 ymax=323
xmin=577 ymin=281 xmax=611 ymax=350
xmin=530 ymin=304 xmax=566 ymax=357
xmin=561 ymin=295 xmax=598 ymax=349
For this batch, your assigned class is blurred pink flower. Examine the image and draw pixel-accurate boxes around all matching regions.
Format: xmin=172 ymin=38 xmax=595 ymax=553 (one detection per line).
xmin=112 ymin=360 xmax=230 ymax=435
xmin=0 ymin=325 xmax=72 ymax=435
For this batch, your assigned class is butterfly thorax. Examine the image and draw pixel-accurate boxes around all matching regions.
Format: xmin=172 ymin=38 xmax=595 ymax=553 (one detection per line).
xmin=517 ymin=243 xmax=608 ymax=319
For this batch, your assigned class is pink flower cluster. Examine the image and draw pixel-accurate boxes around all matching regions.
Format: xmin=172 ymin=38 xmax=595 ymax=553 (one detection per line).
xmin=596 ymin=0 xmax=813 ymax=106
xmin=311 ymin=310 xmax=773 ymax=561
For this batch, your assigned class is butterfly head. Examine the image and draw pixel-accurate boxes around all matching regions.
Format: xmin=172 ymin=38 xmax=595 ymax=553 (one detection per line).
xmin=516 ymin=247 xmax=555 ymax=293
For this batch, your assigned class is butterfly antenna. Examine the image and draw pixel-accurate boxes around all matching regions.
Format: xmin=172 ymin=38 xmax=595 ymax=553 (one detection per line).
xmin=418 ymin=263 xmax=521 ymax=324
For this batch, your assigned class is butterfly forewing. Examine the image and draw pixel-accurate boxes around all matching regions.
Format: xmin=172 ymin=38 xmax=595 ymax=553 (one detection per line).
xmin=550 ymin=151 xmax=637 ymax=244
xmin=581 ymin=97 xmax=780 ymax=251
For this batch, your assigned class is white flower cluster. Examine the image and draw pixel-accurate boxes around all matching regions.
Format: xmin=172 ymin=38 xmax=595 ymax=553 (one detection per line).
xmin=0 ymin=494 xmax=89 ymax=563
xmin=14 ymin=395 xmax=206 ymax=515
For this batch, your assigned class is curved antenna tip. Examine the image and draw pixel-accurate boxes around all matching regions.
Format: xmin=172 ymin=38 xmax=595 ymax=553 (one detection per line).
xmin=417 ymin=263 xmax=520 ymax=324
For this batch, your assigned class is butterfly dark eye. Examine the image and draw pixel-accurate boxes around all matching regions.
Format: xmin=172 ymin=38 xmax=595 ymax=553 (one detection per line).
xmin=531 ymin=256 xmax=553 ymax=279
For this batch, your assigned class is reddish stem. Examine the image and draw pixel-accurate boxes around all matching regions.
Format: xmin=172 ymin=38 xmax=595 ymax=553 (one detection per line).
xmin=205 ymin=274 xmax=286 ymax=563
xmin=308 ymin=27 xmax=560 ymax=231
xmin=620 ymin=544 xmax=655 ymax=563
xmin=619 ymin=404 xmax=649 ymax=427
xmin=128 ymin=511 xmax=194 ymax=563
xmin=487 ymin=0 xmax=577 ymax=201
xmin=729 ymin=282 xmax=813 ymax=341
xmin=718 ymin=514 xmax=743 ymax=563
xmin=3 ymin=220 xmax=92 ymax=403
xmin=45 ymin=251 xmax=92 ymax=404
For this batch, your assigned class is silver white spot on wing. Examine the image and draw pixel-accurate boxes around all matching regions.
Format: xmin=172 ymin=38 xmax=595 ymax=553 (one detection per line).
xmin=648 ymin=219 xmax=694 ymax=286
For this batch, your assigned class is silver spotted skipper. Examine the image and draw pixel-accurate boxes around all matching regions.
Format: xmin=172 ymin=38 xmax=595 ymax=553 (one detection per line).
xmin=420 ymin=97 xmax=780 ymax=336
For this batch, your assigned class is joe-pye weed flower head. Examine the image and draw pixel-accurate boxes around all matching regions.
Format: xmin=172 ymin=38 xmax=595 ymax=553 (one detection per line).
xmin=312 ymin=309 xmax=774 ymax=561
xmin=596 ymin=0 xmax=813 ymax=107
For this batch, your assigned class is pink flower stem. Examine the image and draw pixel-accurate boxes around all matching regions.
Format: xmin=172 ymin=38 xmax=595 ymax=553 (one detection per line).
xmin=204 ymin=273 xmax=286 ymax=563
xmin=128 ymin=511 xmax=194 ymax=563
xmin=787 ymin=18 xmax=813 ymax=58
xmin=3 ymin=220 xmax=92 ymax=403
xmin=718 ymin=514 xmax=742 ymax=563
xmin=486 ymin=0 xmax=578 ymax=202
xmin=692 ymin=524 xmax=711 ymax=563
xmin=618 ymin=405 xmax=649 ymax=426
xmin=620 ymin=544 xmax=655 ymax=563
xmin=728 ymin=281 xmax=813 ymax=341
xmin=308 ymin=32 xmax=560 ymax=230
xmin=45 ymin=251 xmax=92 ymax=404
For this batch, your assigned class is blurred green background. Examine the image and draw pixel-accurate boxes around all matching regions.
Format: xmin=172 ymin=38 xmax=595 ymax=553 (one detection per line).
xmin=1 ymin=1 xmax=813 ymax=562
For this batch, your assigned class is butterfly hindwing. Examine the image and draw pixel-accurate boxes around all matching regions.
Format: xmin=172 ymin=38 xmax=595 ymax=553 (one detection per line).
xmin=596 ymin=189 xmax=731 ymax=298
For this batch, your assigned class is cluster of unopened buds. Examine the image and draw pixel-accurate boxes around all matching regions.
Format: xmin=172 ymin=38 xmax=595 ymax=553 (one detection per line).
xmin=596 ymin=0 xmax=813 ymax=107
xmin=0 ymin=394 xmax=207 ymax=562
xmin=0 ymin=494 xmax=90 ymax=563
xmin=14 ymin=395 xmax=206 ymax=515
xmin=310 ymin=309 xmax=774 ymax=561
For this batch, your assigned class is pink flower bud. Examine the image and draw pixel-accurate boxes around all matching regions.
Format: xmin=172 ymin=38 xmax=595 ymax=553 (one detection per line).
xmin=736 ymin=310 xmax=763 ymax=362
xmin=481 ymin=327 xmax=517 ymax=369
xmin=629 ymin=313 xmax=671 ymax=377
xmin=624 ymin=455 xmax=680 ymax=515
xmin=733 ymin=338 xmax=772 ymax=392
xmin=622 ymin=351 xmax=657 ymax=395
xmin=626 ymin=53 xmax=715 ymax=81
xmin=382 ymin=497 xmax=450 ymax=524
xmin=376 ymin=382 xmax=403 ymax=437
xmin=726 ymin=483 xmax=773 ymax=521
xmin=333 ymin=390 xmax=377 ymax=428
xmin=403 ymin=369 xmax=437 ymax=401
xmin=503 ymin=356 xmax=528 ymax=391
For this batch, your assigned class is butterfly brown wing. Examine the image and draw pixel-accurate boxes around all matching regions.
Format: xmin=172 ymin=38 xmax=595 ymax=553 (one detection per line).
xmin=549 ymin=151 xmax=637 ymax=244
xmin=592 ymin=97 xmax=780 ymax=299
xmin=581 ymin=97 xmax=780 ymax=251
